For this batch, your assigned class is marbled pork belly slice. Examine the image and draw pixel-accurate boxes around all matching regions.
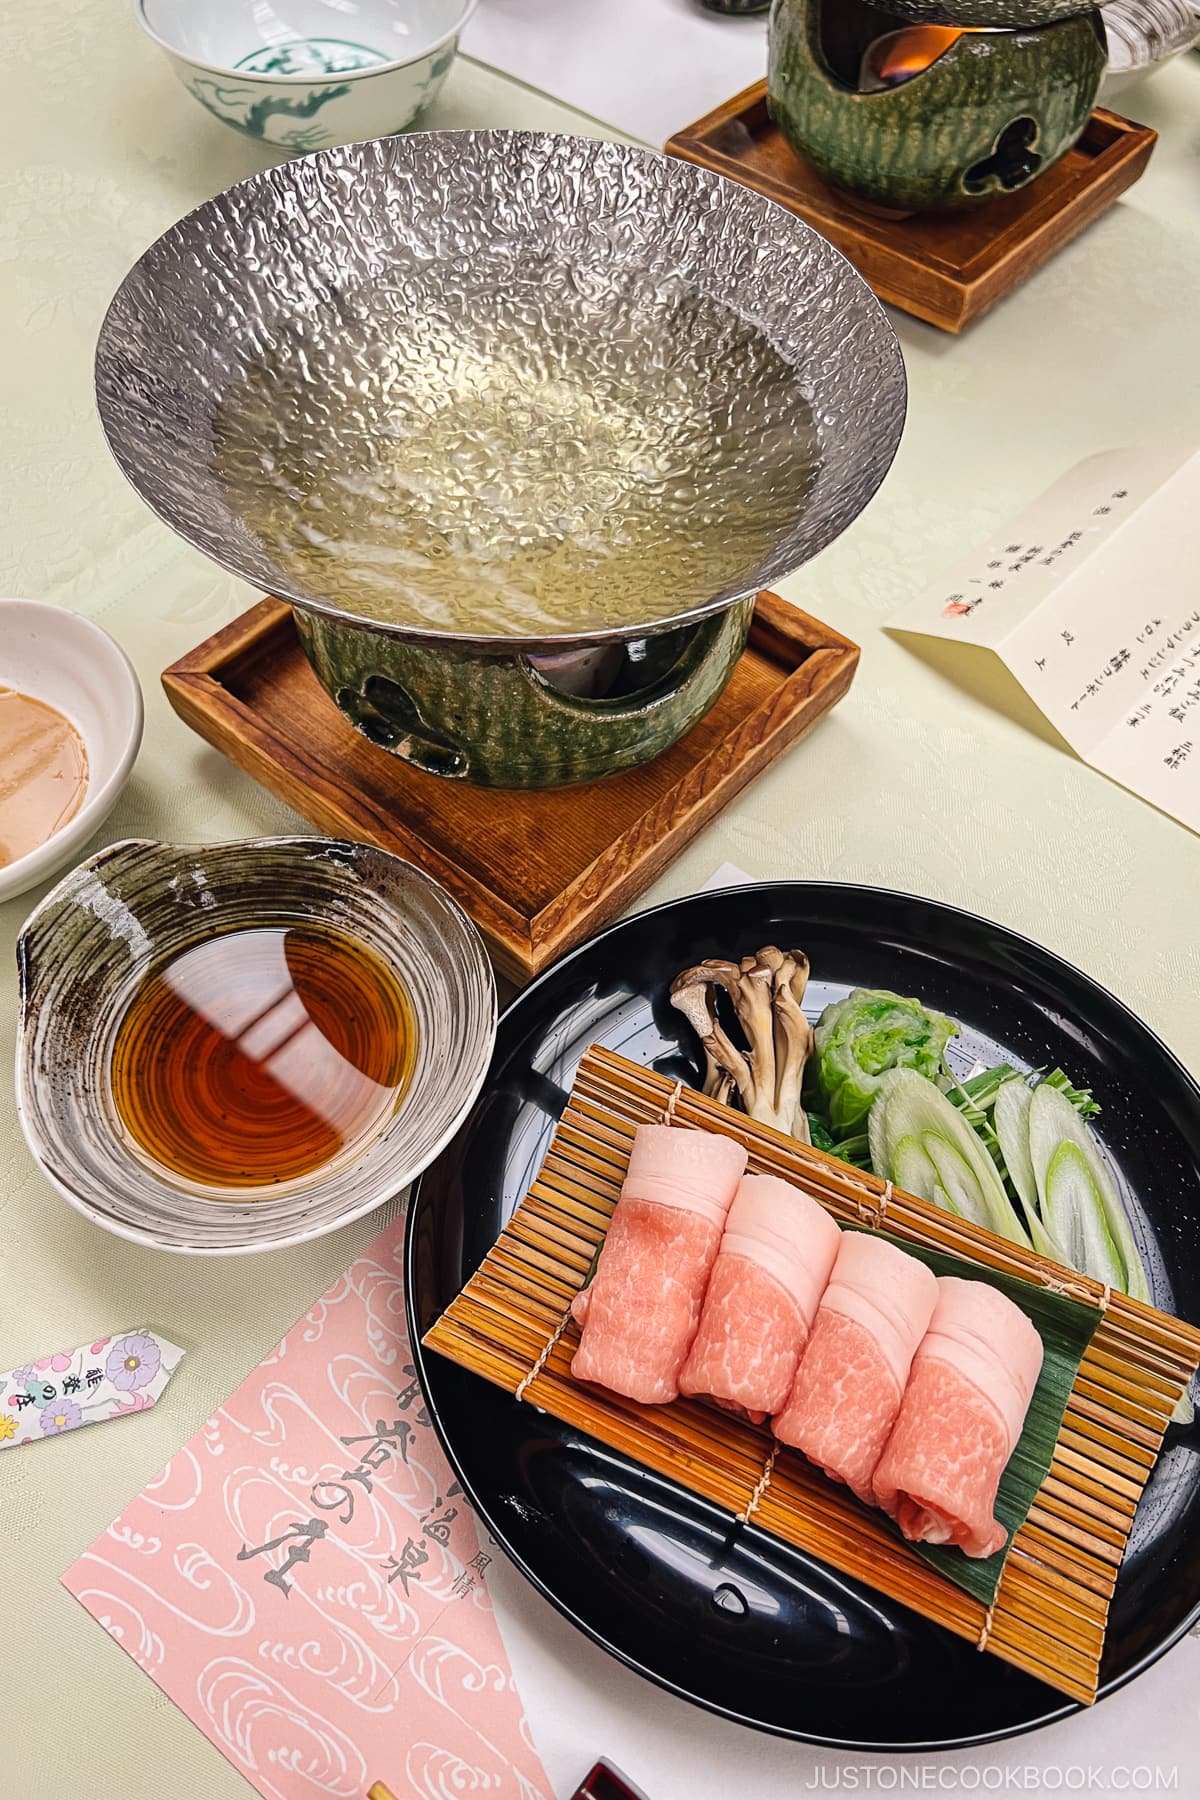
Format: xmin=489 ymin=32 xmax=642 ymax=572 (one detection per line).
xmin=873 ymin=1276 xmax=1044 ymax=1558
xmin=678 ymin=1175 xmax=841 ymax=1420
xmin=772 ymin=1232 xmax=938 ymax=1503
xmin=570 ymin=1125 xmax=747 ymax=1404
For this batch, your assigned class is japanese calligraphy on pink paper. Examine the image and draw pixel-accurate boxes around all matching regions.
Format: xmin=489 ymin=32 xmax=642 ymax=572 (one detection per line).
xmin=1 ymin=1327 xmax=183 ymax=1448
xmin=62 ymin=1216 xmax=550 ymax=1800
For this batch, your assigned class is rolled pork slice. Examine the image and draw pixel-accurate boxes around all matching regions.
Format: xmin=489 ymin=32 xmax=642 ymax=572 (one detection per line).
xmin=570 ymin=1125 xmax=747 ymax=1404
xmin=772 ymin=1232 xmax=938 ymax=1503
xmin=678 ymin=1175 xmax=841 ymax=1420
xmin=872 ymin=1275 xmax=1044 ymax=1559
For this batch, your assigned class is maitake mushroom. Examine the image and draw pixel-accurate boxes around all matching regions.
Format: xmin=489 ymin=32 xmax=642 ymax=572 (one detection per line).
xmin=670 ymin=947 xmax=814 ymax=1142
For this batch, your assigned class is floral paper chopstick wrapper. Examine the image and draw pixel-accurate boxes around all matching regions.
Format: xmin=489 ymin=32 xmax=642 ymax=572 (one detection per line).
xmin=0 ymin=1329 xmax=183 ymax=1447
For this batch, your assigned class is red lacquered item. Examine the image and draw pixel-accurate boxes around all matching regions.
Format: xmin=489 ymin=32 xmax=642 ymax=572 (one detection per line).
xmin=572 ymin=1761 xmax=651 ymax=1800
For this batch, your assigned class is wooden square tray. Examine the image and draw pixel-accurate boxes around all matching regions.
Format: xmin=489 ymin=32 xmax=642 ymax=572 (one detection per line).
xmin=162 ymin=594 xmax=858 ymax=984
xmin=666 ymin=83 xmax=1156 ymax=333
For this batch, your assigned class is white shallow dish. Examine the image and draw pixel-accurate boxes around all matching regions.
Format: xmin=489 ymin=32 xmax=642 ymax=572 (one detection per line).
xmin=136 ymin=0 xmax=477 ymax=151
xmin=0 ymin=600 xmax=143 ymax=904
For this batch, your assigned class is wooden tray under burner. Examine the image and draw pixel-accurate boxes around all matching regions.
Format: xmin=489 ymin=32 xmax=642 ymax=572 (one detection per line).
xmin=162 ymin=594 xmax=858 ymax=984
xmin=666 ymin=83 xmax=1157 ymax=332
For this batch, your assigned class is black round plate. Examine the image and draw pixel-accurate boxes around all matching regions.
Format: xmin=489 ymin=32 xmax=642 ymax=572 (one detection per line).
xmin=406 ymin=883 xmax=1200 ymax=1750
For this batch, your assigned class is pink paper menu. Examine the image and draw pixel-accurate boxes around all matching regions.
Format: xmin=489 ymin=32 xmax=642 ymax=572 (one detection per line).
xmin=63 ymin=1215 xmax=551 ymax=1800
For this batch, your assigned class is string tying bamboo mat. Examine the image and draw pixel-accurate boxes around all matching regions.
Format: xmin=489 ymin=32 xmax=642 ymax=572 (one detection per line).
xmin=424 ymin=1046 xmax=1200 ymax=1705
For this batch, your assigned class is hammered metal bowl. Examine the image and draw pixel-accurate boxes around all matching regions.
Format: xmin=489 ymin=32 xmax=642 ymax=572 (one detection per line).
xmin=97 ymin=131 xmax=904 ymax=649
xmin=96 ymin=132 xmax=904 ymax=784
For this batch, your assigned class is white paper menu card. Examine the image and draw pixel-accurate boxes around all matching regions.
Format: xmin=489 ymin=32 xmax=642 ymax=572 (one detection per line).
xmin=887 ymin=446 xmax=1200 ymax=836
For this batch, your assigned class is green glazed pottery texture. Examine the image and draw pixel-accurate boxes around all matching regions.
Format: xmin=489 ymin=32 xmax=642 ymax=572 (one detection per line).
xmin=14 ymin=837 xmax=496 ymax=1255
xmin=879 ymin=0 xmax=1097 ymax=25
xmin=295 ymin=599 xmax=756 ymax=789
xmin=768 ymin=0 xmax=1107 ymax=212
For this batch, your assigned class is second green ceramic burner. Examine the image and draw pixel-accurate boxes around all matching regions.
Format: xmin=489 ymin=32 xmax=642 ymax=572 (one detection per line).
xmin=768 ymin=0 xmax=1107 ymax=212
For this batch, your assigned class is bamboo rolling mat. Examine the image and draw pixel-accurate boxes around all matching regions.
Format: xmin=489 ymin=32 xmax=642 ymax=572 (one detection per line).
xmin=424 ymin=1046 xmax=1200 ymax=1705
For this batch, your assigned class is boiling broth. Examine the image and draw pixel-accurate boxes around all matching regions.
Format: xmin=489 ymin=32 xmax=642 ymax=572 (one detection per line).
xmin=109 ymin=924 xmax=416 ymax=1191
xmin=212 ymin=266 xmax=818 ymax=638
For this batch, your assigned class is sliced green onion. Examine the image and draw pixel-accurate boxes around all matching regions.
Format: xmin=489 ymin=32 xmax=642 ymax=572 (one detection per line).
xmin=892 ymin=1134 xmax=939 ymax=1202
xmin=994 ymin=1080 xmax=1038 ymax=1217
xmin=1028 ymin=1085 xmax=1151 ymax=1305
xmin=1042 ymin=1067 xmax=1101 ymax=1120
xmin=1039 ymin=1141 xmax=1127 ymax=1290
xmin=951 ymin=1063 xmax=1025 ymax=1110
xmin=870 ymin=1070 xmax=1031 ymax=1247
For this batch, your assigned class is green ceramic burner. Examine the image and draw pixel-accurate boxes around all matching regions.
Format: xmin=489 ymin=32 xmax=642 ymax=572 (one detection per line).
xmin=295 ymin=600 xmax=756 ymax=789
xmin=881 ymin=0 xmax=1094 ymax=23
xmin=768 ymin=0 xmax=1107 ymax=213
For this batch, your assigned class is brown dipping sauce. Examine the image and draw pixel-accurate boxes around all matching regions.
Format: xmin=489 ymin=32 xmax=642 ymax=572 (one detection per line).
xmin=0 ymin=687 xmax=89 ymax=867
xmin=109 ymin=923 xmax=417 ymax=1191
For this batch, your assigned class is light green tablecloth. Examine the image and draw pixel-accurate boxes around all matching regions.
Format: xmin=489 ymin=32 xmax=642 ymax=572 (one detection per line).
xmin=3 ymin=4 xmax=1200 ymax=1795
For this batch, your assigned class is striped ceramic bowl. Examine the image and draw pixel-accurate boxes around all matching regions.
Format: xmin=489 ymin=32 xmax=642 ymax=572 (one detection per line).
xmin=15 ymin=837 xmax=496 ymax=1254
xmin=1102 ymin=0 xmax=1200 ymax=89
